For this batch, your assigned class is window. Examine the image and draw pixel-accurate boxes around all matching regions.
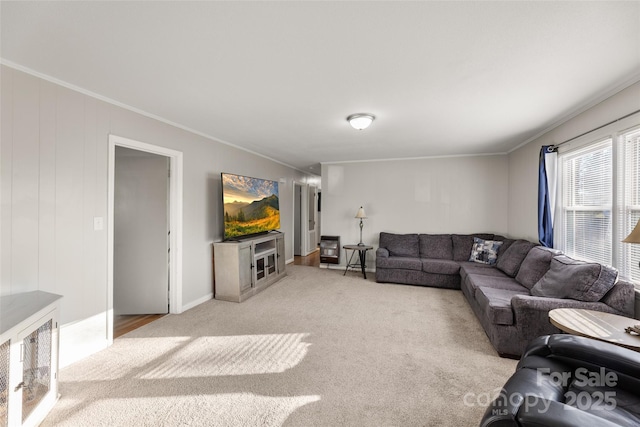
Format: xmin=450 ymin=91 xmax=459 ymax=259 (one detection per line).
xmin=557 ymin=122 xmax=640 ymax=284
xmin=618 ymin=126 xmax=640 ymax=281
xmin=560 ymin=139 xmax=612 ymax=266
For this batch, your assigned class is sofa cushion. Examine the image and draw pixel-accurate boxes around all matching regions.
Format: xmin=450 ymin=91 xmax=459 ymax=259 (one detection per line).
xmin=476 ymin=287 xmax=529 ymax=326
xmin=469 ymin=275 xmax=530 ymax=297
xmin=376 ymin=256 xmax=422 ymax=271
xmin=379 ymin=232 xmax=420 ymax=258
xmin=600 ymin=279 xmax=635 ymax=316
xmin=496 ymin=240 xmax=538 ymax=277
xmin=515 ymin=246 xmax=563 ymax=289
xmin=419 ymin=234 xmax=453 ymax=260
xmin=495 ymin=238 xmax=516 ymax=259
xmin=469 ymin=237 xmax=503 ymax=265
xmin=421 ymin=259 xmax=460 ymax=275
xmin=452 ymin=233 xmax=494 ymax=262
xmin=531 ymin=255 xmax=619 ymax=302
xmin=459 ymin=262 xmax=511 ymax=283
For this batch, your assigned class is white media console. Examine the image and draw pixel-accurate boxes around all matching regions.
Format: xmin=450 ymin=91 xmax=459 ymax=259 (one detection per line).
xmin=213 ymin=232 xmax=286 ymax=302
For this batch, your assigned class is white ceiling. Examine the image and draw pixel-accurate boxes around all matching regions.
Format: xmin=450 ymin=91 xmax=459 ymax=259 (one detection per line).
xmin=2 ymin=1 xmax=639 ymax=174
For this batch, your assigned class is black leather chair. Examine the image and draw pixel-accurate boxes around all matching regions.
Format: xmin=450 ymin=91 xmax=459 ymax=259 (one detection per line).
xmin=480 ymin=334 xmax=640 ymax=427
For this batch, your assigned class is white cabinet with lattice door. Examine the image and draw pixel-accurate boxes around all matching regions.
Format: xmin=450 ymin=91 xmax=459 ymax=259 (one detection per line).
xmin=0 ymin=291 xmax=62 ymax=427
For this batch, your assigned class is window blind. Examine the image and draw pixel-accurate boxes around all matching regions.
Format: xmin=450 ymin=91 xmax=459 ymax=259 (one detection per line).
xmin=561 ymin=139 xmax=612 ymax=265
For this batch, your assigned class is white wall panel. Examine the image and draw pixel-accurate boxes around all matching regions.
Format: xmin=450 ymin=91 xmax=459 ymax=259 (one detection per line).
xmin=54 ymin=86 xmax=86 ymax=323
xmin=38 ymin=80 xmax=57 ymax=296
xmin=1 ymin=67 xmax=13 ymax=296
xmin=11 ymin=72 xmax=40 ymax=293
xmin=92 ymin=100 xmax=110 ymax=325
xmin=82 ymin=97 xmax=101 ymax=319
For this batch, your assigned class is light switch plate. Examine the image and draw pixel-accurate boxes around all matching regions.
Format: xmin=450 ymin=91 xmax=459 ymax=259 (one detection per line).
xmin=93 ymin=217 xmax=104 ymax=231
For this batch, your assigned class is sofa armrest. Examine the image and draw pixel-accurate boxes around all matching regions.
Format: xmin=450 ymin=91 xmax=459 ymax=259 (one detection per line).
xmin=376 ymin=247 xmax=389 ymax=258
xmin=516 ymin=398 xmax=623 ymax=427
xmin=511 ymin=295 xmax=618 ymax=343
xmin=480 ymin=365 xmax=565 ymax=427
xmin=522 ymin=334 xmax=640 ymax=382
xmin=481 ymin=366 xmax=625 ymax=427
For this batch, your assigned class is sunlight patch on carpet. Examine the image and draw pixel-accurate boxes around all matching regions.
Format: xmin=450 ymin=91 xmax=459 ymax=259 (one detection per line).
xmin=51 ymin=393 xmax=321 ymax=427
xmin=140 ymin=333 xmax=311 ymax=378
xmin=62 ymin=337 xmax=192 ymax=382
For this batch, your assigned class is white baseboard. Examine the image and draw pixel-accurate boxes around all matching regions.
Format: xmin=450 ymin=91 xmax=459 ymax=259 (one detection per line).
xmin=59 ymin=313 xmax=110 ymax=368
xmin=59 ymin=293 xmax=213 ymax=369
xmin=182 ymin=293 xmax=213 ymax=312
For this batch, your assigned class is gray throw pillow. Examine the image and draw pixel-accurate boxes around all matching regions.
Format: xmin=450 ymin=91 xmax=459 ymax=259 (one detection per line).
xmin=494 ymin=236 xmax=516 ymax=255
xmin=495 ymin=240 xmax=538 ymax=277
xmin=530 ymin=255 xmax=619 ymax=302
xmin=515 ymin=246 xmax=563 ymax=289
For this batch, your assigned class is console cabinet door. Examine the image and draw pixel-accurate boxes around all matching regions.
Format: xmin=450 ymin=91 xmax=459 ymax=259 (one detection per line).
xmin=276 ymin=235 xmax=285 ymax=274
xmin=238 ymin=244 xmax=253 ymax=293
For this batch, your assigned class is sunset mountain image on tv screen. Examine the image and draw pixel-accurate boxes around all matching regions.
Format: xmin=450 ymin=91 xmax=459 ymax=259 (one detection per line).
xmin=222 ymin=173 xmax=280 ymax=239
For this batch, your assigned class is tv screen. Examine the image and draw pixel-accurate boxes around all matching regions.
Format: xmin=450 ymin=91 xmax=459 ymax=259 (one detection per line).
xmin=222 ymin=172 xmax=280 ymax=239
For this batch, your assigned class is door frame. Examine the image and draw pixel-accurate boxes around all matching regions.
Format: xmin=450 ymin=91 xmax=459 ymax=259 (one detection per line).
xmin=307 ymin=184 xmax=318 ymax=255
xmin=293 ymin=182 xmax=303 ymax=256
xmin=107 ymin=134 xmax=184 ymax=344
xmin=293 ymin=182 xmax=309 ymax=257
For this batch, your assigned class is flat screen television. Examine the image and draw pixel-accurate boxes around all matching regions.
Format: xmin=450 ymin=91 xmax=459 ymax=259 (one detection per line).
xmin=222 ymin=172 xmax=280 ymax=240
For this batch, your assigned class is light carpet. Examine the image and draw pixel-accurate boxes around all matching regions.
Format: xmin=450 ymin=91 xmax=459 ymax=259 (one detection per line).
xmin=43 ymin=265 xmax=517 ymax=426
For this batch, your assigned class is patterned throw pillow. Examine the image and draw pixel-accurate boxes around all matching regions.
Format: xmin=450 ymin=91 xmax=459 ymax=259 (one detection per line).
xmin=469 ymin=237 xmax=503 ymax=265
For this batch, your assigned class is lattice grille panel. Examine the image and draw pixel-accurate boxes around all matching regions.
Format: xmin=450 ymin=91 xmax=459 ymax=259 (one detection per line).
xmin=22 ymin=320 xmax=52 ymax=423
xmin=0 ymin=339 xmax=9 ymax=427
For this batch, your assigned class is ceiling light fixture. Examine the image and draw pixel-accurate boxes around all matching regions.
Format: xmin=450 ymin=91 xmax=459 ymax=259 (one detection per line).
xmin=347 ymin=113 xmax=375 ymax=130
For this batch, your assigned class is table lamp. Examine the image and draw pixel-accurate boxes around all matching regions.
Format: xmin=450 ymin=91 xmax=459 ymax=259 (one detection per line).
xmin=622 ymin=218 xmax=640 ymax=269
xmin=355 ymin=207 xmax=367 ymax=246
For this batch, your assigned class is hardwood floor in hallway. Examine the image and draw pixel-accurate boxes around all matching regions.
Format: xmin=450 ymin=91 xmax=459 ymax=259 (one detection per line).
xmin=294 ymin=249 xmax=320 ymax=267
xmin=114 ymin=314 xmax=166 ymax=338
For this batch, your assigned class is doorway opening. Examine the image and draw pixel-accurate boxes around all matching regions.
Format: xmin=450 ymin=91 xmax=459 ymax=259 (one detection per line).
xmin=108 ymin=135 xmax=183 ymax=343
xmin=292 ymin=182 xmax=319 ymax=258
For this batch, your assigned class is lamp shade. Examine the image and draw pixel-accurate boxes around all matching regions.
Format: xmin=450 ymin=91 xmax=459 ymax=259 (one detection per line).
xmin=623 ymin=219 xmax=640 ymax=243
xmin=355 ymin=207 xmax=367 ymax=219
xmin=347 ymin=114 xmax=375 ymax=130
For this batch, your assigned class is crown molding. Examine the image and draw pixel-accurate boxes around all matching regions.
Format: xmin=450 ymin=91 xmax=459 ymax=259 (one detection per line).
xmin=0 ymin=58 xmax=312 ymax=175
xmin=508 ymin=72 xmax=640 ymax=154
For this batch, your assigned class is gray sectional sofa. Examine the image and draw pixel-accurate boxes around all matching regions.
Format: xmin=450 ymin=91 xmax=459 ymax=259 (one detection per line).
xmin=375 ymin=232 xmax=636 ymax=357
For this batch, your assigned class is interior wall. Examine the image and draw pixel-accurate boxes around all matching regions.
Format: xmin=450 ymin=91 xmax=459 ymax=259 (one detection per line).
xmin=321 ymin=155 xmax=509 ymax=268
xmin=507 ymin=81 xmax=640 ymax=242
xmin=0 ymin=65 xmax=316 ymax=366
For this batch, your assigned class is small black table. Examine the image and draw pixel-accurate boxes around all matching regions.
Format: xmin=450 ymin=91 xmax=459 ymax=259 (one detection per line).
xmin=343 ymin=244 xmax=374 ymax=279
